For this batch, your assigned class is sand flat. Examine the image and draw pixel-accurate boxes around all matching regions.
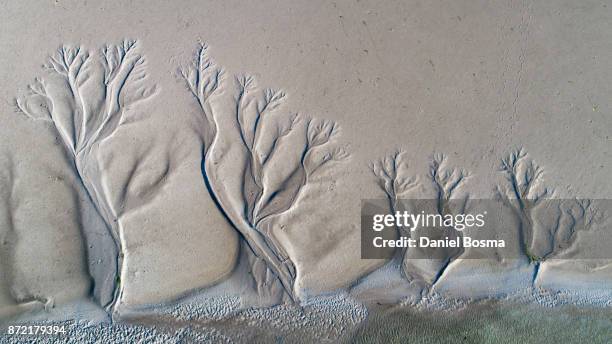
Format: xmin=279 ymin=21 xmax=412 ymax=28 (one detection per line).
xmin=0 ymin=0 xmax=610 ymax=339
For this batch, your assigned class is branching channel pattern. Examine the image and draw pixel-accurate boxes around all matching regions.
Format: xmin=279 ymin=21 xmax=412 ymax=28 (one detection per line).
xmin=370 ymin=150 xmax=417 ymax=275
xmin=496 ymin=148 xmax=599 ymax=284
xmin=180 ymin=44 xmax=349 ymax=302
xmin=15 ymin=40 xmax=157 ymax=312
xmin=369 ymin=152 xmax=470 ymax=289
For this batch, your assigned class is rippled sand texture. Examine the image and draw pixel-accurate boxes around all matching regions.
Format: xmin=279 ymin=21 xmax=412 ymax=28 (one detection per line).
xmin=0 ymin=299 xmax=610 ymax=343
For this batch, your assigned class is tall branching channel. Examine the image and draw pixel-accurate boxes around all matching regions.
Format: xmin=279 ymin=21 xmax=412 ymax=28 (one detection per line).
xmin=15 ymin=40 xmax=157 ymax=312
xmin=180 ymin=44 xmax=349 ymax=302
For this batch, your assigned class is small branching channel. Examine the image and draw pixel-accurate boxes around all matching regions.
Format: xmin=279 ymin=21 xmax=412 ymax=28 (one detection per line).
xmin=496 ymin=148 xmax=600 ymax=285
xmin=368 ymin=151 xmax=470 ymax=290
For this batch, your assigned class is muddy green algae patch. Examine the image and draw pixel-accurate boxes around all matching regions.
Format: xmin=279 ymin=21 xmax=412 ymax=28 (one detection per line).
xmin=352 ymin=303 xmax=611 ymax=344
